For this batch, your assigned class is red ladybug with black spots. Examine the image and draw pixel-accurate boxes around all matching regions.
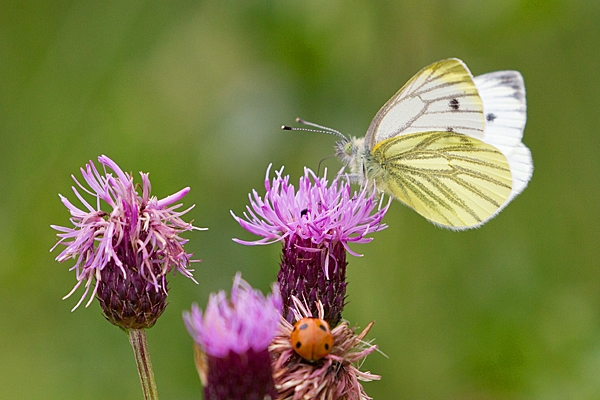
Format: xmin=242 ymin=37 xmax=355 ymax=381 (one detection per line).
xmin=290 ymin=317 xmax=334 ymax=362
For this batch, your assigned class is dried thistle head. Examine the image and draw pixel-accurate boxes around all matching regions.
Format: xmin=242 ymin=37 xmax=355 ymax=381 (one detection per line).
xmin=270 ymin=298 xmax=380 ymax=400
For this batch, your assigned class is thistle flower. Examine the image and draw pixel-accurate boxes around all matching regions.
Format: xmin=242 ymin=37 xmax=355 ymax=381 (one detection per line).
xmin=183 ymin=273 xmax=282 ymax=400
xmin=270 ymin=297 xmax=380 ymax=400
xmin=232 ymin=165 xmax=389 ymax=326
xmin=51 ymin=155 xmax=201 ymax=329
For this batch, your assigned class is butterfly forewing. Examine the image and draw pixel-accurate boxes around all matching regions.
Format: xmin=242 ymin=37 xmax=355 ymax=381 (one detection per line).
xmin=370 ymin=131 xmax=512 ymax=229
xmin=365 ymin=59 xmax=485 ymax=150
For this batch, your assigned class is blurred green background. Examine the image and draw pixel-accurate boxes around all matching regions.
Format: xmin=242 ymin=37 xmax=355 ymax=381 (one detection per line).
xmin=1 ymin=0 xmax=599 ymax=399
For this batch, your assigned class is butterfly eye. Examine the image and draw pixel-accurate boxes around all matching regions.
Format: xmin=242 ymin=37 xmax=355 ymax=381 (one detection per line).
xmin=343 ymin=142 xmax=354 ymax=156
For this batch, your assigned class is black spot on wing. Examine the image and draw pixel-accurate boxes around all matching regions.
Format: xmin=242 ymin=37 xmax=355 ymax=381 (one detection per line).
xmin=449 ymin=98 xmax=460 ymax=111
xmin=486 ymin=113 xmax=497 ymax=122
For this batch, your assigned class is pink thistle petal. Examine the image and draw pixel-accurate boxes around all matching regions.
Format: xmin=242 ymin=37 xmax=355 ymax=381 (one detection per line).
xmin=156 ymin=187 xmax=190 ymax=208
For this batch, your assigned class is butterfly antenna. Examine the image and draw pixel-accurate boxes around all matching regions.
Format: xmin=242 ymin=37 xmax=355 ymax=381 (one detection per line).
xmin=282 ymin=117 xmax=349 ymax=143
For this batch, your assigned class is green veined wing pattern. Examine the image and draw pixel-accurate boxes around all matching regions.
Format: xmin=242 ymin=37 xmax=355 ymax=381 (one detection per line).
xmin=369 ymin=130 xmax=512 ymax=229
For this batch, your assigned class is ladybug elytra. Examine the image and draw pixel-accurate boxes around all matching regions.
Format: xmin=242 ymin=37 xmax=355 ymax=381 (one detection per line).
xmin=290 ymin=317 xmax=334 ymax=362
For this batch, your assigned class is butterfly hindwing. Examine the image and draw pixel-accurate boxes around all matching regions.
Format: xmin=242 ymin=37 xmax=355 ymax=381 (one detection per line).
xmin=369 ymin=131 xmax=512 ymax=229
xmin=474 ymin=70 xmax=532 ymax=205
xmin=364 ymin=59 xmax=485 ymax=150
xmin=474 ymin=71 xmax=527 ymax=152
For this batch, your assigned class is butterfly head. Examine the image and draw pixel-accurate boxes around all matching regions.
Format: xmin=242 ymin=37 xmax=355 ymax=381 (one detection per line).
xmin=335 ymin=136 xmax=365 ymax=176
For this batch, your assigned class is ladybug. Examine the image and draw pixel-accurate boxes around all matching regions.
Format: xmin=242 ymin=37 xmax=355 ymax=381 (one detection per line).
xmin=290 ymin=317 xmax=334 ymax=362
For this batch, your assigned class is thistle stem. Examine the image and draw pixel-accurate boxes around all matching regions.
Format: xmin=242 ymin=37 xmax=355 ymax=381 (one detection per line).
xmin=128 ymin=329 xmax=159 ymax=400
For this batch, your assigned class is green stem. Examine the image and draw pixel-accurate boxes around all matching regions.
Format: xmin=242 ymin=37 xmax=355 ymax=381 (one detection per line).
xmin=128 ymin=329 xmax=159 ymax=400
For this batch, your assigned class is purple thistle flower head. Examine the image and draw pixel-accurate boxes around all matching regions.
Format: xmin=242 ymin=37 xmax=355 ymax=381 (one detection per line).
xmin=232 ymin=165 xmax=389 ymax=326
xmin=232 ymin=164 xmax=388 ymax=256
xmin=51 ymin=155 xmax=202 ymax=329
xmin=183 ymin=273 xmax=282 ymax=400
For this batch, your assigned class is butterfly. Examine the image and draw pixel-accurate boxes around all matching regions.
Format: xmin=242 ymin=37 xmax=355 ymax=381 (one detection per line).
xmin=283 ymin=58 xmax=533 ymax=230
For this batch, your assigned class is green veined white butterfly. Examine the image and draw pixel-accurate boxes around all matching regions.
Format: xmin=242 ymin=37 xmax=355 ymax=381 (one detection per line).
xmin=283 ymin=58 xmax=533 ymax=230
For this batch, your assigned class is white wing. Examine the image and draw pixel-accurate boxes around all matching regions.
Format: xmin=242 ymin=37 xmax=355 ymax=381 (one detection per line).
xmin=474 ymin=71 xmax=533 ymax=204
xmin=364 ymin=59 xmax=485 ymax=150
